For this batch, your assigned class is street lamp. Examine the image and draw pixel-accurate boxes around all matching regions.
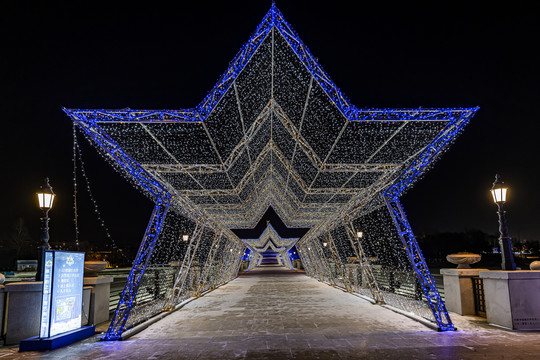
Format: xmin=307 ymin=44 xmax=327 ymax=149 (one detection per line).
xmin=356 ymin=231 xmax=363 ymax=239
xmin=182 ymin=234 xmax=189 ymax=242
xmin=36 ymin=178 xmax=56 ymax=281
xmin=490 ymin=174 xmax=516 ymax=271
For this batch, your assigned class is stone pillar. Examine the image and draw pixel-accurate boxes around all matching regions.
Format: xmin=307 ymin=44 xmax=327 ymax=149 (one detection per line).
xmin=441 ymin=268 xmax=488 ymax=315
xmin=0 ymin=285 xmax=5 ymax=336
xmin=4 ymin=282 xmax=42 ymax=345
xmin=480 ymin=270 xmax=540 ymax=330
xmin=83 ymin=276 xmax=113 ymax=325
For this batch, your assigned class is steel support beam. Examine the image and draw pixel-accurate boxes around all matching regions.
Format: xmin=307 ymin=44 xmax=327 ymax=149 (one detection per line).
xmin=344 ymin=221 xmax=384 ymax=303
xmin=194 ymin=232 xmax=224 ymax=296
xmin=384 ymin=195 xmax=455 ymax=331
xmin=164 ymin=224 xmax=205 ymax=309
xmin=103 ymin=197 xmax=171 ymax=340
xmin=326 ymin=233 xmax=353 ymax=292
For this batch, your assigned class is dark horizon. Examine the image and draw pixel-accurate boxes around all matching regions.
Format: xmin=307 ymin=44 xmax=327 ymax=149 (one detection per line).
xmin=231 ymin=207 xmax=310 ymax=240
xmin=2 ymin=1 xmax=539 ymax=254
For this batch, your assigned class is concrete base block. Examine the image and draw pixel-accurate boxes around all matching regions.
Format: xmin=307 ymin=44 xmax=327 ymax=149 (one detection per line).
xmin=480 ymin=270 xmax=540 ymax=330
xmin=441 ymin=268 xmax=488 ymax=315
xmin=84 ymin=277 xmax=113 ymax=325
xmin=0 ymin=285 xmax=5 ymax=337
xmin=4 ymin=282 xmax=42 ymax=345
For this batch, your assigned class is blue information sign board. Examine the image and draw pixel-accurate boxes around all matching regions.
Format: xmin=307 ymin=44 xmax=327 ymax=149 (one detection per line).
xmin=39 ymin=251 xmax=85 ymax=338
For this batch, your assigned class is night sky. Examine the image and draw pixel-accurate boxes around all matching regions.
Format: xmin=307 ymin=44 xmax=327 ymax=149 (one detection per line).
xmin=2 ymin=1 xmax=539 ymax=253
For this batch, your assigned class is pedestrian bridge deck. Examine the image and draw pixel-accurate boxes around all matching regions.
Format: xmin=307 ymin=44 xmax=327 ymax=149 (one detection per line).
xmin=4 ymin=265 xmax=540 ymax=359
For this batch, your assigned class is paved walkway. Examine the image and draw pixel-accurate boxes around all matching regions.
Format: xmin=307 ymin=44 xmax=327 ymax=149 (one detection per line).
xmin=2 ymin=265 xmax=540 ymax=359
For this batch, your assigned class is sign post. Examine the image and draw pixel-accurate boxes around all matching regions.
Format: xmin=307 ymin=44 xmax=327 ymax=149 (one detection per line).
xmin=20 ymin=251 xmax=95 ymax=351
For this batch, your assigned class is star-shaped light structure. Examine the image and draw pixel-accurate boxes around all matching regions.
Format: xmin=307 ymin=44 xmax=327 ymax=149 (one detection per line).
xmin=65 ymin=4 xmax=477 ymax=338
xmin=242 ymin=224 xmax=299 ymax=269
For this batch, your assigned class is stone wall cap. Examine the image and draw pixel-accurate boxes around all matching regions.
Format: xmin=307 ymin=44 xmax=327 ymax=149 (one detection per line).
xmin=440 ymin=268 xmax=489 ymax=276
xmin=4 ymin=281 xmax=43 ymax=292
xmin=479 ymin=270 xmax=540 ymax=280
xmin=84 ymin=276 xmax=114 ymax=285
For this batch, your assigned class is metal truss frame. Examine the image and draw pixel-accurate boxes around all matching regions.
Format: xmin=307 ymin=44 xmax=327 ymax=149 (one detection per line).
xmin=164 ymin=224 xmax=205 ymax=309
xmin=248 ymin=251 xmax=261 ymax=271
xmin=241 ymin=224 xmax=299 ymax=270
xmin=66 ymin=112 xmax=245 ymax=339
xmin=64 ymin=112 xmax=171 ymax=201
xmin=377 ymin=105 xmax=467 ymax=331
xmin=64 ymin=20 xmax=478 ymax=234
xmin=295 ymin=245 xmax=312 ymax=276
xmin=384 ymin=195 xmax=455 ymax=331
xmin=211 ymin=242 xmax=238 ymax=289
xmin=307 ymin=245 xmax=330 ymax=282
xmin=343 ymin=221 xmax=384 ymax=303
xmin=217 ymin=242 xmax=244 ymax=285
xmin=311 ymin=239 xmax=336 ymax=286
xmin=326 ymin=233 xmax=353 ymax=291
xmin=297 ymin=245 xmax=314 ymax=275
xmin=62 ymin=3 xmax=481 ymax=338
xmin=64 ymin=4 xmax=477 ymax=127
xmin=103 ymin=198 xmax=171 ymax=340
xmin=295 ymin=109 xmax=474 ymax=329
xmin=64 ymin=112 xmax=174 ymax=340
xmin=194 ymin=232 xmax=224 ymax=296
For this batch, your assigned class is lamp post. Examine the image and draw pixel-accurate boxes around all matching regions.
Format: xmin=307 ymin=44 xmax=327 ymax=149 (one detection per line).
xmin=36 ymin=178 xmax=56 ymax=281
xmin=490 ymin=174 xmax=516 ymax=271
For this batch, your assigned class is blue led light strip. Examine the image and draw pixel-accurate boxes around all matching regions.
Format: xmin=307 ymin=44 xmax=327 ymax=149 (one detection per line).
xmin=195 ymin=9 xmax=273 ymax=119
xmin=64 ymin=108 xmax=173 ymax=340
xmin=272 ymin=5 xmax=478 ymax=122
xmin=65 ymin=109 xmax=198 ymax=123
xmin=103 ymin=198 xmax=171 ymax=340
xmin=64 ymin=8 xmax=272 ymax=124
xmin=64 ymin=108 xmax=171 ymax=200
xmin=384 ymin=195 xmax=455 ymax=331
xmin=65 ymin=5 xmax=478 ymax=126
xmin=384 ymin=107 xmax=478 ymax=197
xmin=377 ymin=112 xmax=478 ymax=331
xmin=62 ymin=3 xmax=480 ymax=337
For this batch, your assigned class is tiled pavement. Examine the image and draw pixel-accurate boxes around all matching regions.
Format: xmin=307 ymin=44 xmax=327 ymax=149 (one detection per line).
xmin=2 ymin=265 xmax=539 ymax=359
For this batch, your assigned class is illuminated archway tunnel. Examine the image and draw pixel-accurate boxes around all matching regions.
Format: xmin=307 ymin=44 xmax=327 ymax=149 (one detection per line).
xmin=232 ymin=207 xmax=308 ymax=269
xmin=64 ymin=4 xmax=478 ymax=340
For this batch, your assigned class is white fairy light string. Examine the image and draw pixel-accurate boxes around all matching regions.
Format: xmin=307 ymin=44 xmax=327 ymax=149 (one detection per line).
xmin=72 ymin=126 xmax=125 ymax=258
